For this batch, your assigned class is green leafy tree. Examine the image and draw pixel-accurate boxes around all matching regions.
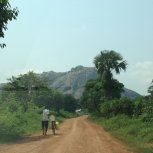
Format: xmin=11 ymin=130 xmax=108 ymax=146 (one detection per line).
xmin=53 ymin=91 xmax=64 ymax=113
xmin=81 ymin=78 xmax=124 ymax=113
xmin=141 ymin=80 xmax=153 ymax=122
xmin=148 ymin=80 xmax=153 ymax=100
xmin=64 ymin=94 xmax=77 ymax=112
xmin=33 ymin=89 xmax=53 ymax=108
xmin=100 ymin=98 xmax=134 ymax=118
xmin=0 ymin=0 xmax=19 ymax=48
xmin=4 ymin=71 xmax=48 ymax=93
xmin=81 ymin=50 xmax=127 ymax=114
xmin=3 ymin=71 xmax=48 ymax=111
xmin=94 ymin=50 xmax=127 ymax=99
xmin=81 ymin=79 xmax=103 ymax=113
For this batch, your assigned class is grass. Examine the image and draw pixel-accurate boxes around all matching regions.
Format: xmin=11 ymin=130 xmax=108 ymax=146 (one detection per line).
xmin=0 ymin=109 xmax=76 ymax=143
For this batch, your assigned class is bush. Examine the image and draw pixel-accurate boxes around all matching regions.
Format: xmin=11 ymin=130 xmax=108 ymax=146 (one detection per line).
xmin=142 ymin=100 xmax=153 ymax=122
xmin=0 ymin=105 xmax=41 ymax=142
xmin=100 ymin=98 xmax=134 ymax=118
xmin=58 ymin=110 xmax=76 ymax=119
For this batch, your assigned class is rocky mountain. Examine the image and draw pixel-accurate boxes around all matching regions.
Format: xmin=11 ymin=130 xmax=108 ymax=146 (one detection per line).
xmin=40 ymin=66 xmax=140 ymax=99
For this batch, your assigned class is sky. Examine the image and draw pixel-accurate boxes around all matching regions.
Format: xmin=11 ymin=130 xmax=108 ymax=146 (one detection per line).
xmin=0 ymin=0 xmax=153 ymax=95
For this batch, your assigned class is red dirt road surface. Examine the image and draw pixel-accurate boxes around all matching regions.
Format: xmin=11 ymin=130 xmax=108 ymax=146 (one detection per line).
xmin=0 ymin=116 xmax=133 ymax=153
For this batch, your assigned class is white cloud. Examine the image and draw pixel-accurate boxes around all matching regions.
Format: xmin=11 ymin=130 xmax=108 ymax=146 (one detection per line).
xmin=114 ymin=61 xmax=153 ymax=95
xmin=130 ymin=61 xmax=153 ymax=84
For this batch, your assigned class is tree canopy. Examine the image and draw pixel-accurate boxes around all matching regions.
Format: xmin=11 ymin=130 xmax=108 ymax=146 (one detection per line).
xmin=81 ymin=50 xmax=127 ymax=114
xmin=0 ymin=0 xmax=18 ymax=48
xmin=148 ymin=80 xmax=153 ymax=100
xmin=94 ymin=50 xmax=127 ymax=99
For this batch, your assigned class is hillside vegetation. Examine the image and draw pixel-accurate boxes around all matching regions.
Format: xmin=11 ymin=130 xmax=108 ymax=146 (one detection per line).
xmin=80 ymin=50 xmax=153 ymax=153
xmin=0 ymin=50 xmax=153 ymax=153
xmin=0 ymin=71 xmax=78 ymax=142
xmin=40 ymin=65 xmax=140 ymax=99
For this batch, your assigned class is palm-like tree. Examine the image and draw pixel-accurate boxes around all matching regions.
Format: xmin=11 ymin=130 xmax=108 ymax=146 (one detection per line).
xmin=94 ymin=50 xmax=127 ymax=99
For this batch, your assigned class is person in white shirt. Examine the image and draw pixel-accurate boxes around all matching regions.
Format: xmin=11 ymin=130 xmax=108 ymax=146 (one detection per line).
xmin=42 ymin=107 xmax=49 ymax=135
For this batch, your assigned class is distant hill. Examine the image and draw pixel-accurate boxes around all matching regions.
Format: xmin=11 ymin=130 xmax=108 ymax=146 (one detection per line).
xmin=0 ymin=66 xmax=140 ymax=99
xmin=40 ymin=65 xmax=140 ymax=99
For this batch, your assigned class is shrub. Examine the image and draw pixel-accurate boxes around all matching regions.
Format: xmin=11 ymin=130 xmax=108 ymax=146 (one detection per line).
xmin=100 ymin=98 xmax=134 ymax=118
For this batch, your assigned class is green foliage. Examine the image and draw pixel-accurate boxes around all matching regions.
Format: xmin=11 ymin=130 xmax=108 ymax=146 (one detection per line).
xmin=81 ymin=78 xmax=124 ymax=114
xmin=53 ymin=91 xmax=64 ymax=112
xmin=3 ymin=71 xmax=49 ymax=112
xmin=58 ymin=110 xmax=77 ymax=119
xmin=132 ymin=96 xmax=144 ymax=117
xmin=148 ymin=80 xmax=153 ymax=99
xmin=94 ymin=50 xmax=127 ymax=76
xmin=141 ymin=100 xmax=153 ymax=122
xmin=5 ymin=71 xmax=48 ymax=93
xmin=93 ymin=50 xmax=127 ymax=99
xmin=81 ymin=79 xmax=102 ymax=113
xmin=100 ymin=98 xmax=134 ymax=117
xmin=90 ymin=114 xmax=153 ymax=153
xmin=87 ymin=78 xmax=153 ymax=152
xmin=0 ymin=0 xmax=19 ymax=48
xmin=2 ymin=71 xmax=78 ymax=113
xmin=64 ymin=94 xmax=77 ymax=112
xmin=0 ymin=71 xmax=78 ymax=142
xmin=33 ymin=89 xmax=53 ymax=108
xmin=81 ymin=51 xmax=127 ymax=114
xmin=109 ymin=79 xmax=124 ymax=98
xmin=139 ymin=79 xmax=153 ymax=122
xmin=0 ymin=101 xmax=41 ymax=142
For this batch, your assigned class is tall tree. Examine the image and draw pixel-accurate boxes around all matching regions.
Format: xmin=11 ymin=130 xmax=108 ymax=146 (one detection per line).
xmin=53 ymin=91 xmax=64 ymax=113
xmin=64 ymin=94 xmax=77 ymax=112
xmin=0 ymin=0 xmax=18 ymax=48
xmin=3 ymin=71 xmax=48 ymax=111
xmin=81 ymin=78 xmax=124 ymax=113
xmin=94 ymin=50 xmax=127 ymax=99
xmin=81 ymin=79 xmax=102 ymax=113
xmin=148 ymin=80 xmax=153 ymax=100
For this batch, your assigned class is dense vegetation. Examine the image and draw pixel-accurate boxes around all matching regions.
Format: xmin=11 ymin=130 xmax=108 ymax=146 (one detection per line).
xmin=1 ymin=1 xmax=153 ymax=152
xmin=0 ymin=45 xmax=153 ymax=153
xmin=0 ymin=71 xmax=78 ymax=142
xmin=81 ymin=50 xmax=153 ymax=153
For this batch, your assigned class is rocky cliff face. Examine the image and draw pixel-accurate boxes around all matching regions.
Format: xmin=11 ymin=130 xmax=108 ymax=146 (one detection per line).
xmin=41 ymin=66 xmax=140 ymax=99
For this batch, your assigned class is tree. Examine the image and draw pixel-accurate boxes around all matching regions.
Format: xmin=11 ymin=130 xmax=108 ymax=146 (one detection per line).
xmin=3 ymin=71 xmax=49 ymax=111
xmin=100 ymin=98 xmax=134 ymax=118
xmin=148 ymin=80 xmax=153 ymax=100
xmin=81 ymin=79 xmax=102 ymax=113
xmin=0 ymin=0 xmax=19 ymax=48
xmin=81 ymin=78 xmax=124 ymax=113
xmin=64 ymin=94 xmax=77 ymax=112
xmin=53 ymin=91 xmax=64 ymax=113
xmin=4 ymin=71 xmax=48 ymax=93
xmin=94 ymin=50 xmax=127 ymax=99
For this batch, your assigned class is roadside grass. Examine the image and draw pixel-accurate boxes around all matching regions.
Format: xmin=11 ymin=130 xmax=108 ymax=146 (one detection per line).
xmin=56 ymin=110 xmax=77 ymax=122
xmin=0 ymin=109 xmax=76 ymax=143
xmin=89 ymin=115 xmax=153 ymax=153
xmin=0 ymin=108 xmax=41 ymax=143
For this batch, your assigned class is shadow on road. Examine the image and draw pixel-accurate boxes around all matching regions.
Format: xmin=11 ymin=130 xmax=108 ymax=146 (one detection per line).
xmin=3 ymin=133 xmax=62 ymax=145
xmin=10 ymin=133 xmax=62 ymax=145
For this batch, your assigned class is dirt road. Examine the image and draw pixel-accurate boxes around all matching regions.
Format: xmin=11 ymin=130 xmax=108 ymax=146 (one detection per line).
xmin=0 ymin=116 xmax=133 ymax=153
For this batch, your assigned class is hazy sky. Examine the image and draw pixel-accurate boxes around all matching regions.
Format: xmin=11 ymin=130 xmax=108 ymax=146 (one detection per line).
xmin=0 ymin=0 xmax=153 ymax=95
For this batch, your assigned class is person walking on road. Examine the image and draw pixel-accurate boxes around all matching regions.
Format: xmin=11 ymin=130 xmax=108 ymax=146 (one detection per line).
xmin=42 ymin=106 xmax=50 ymax=136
